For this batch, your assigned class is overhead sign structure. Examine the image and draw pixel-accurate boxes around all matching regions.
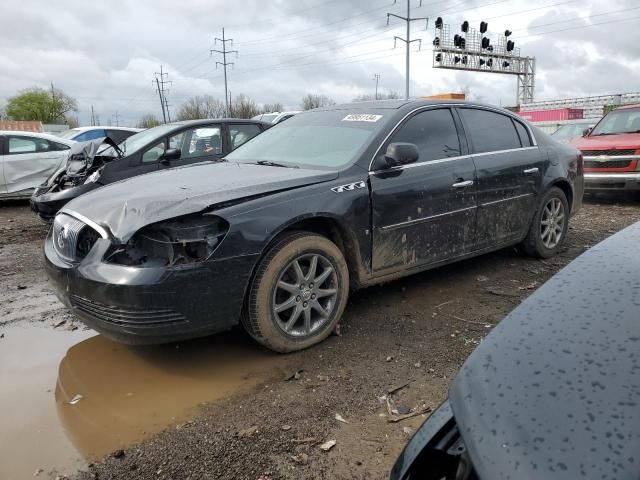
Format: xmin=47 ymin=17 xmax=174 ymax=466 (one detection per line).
xmin=431 ymin=17 xmax=536 ymax=105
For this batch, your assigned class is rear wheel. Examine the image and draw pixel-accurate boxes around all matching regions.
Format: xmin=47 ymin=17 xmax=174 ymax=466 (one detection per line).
xmin=242 ymin=232 xmax=349 ymax=353
xmin=521 ymin=186 xmax=569 ymax=258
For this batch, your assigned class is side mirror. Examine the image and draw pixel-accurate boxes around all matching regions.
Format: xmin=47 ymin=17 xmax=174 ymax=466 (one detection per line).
xmin=384 ymin=142 xmax=420 ymax=168
xmin=582 ymin=127 xmax=592 ymax=137
xmin=161 ymin=148 xmax=181 ymax=163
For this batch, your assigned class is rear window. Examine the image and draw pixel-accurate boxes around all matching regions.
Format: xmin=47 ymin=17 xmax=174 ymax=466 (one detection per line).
xmin=513 ymin=120 xmax=533 ymax=147
xmin=459 ymin=108 xmax=521 ymax=153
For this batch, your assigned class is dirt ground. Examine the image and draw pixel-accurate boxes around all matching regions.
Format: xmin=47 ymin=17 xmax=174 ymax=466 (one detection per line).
xmin=1 ymin=193 xmax=639 ymax=480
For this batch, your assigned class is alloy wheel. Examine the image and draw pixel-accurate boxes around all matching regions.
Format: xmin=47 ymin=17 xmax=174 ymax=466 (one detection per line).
xmin=540 ymin=197 xmax=565 ymax=249
xmin=272 ymin=253 xmax=339 ymax=337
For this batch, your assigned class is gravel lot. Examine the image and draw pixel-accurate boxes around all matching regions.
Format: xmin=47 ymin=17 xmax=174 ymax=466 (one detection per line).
xmin=1 ymin=193 xmax=639 ymax=480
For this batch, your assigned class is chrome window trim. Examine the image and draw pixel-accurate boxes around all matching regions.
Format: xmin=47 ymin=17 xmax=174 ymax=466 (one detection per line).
xmin=472 ymin=146 xmax=539 ymax=157
xmin=369 ymin=154 xmax=472 ymax=175
xmin=367 ymin=102 xmax=539 ymax=172
xmin=380 ymin=206 xmax=477 ymax=231
xmin=59 ymin=208 xmax=109 ymax=239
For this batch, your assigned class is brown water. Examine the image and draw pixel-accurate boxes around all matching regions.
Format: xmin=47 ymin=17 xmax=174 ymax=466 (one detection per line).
xmin=0 ymin=323 xmax=286 ymax=479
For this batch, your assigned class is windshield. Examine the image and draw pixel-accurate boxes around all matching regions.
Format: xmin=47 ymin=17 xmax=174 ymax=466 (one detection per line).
xmin=551 ymin=123 xmax=592 ymax=140
xmin=58 ymin=129 xmax=82 ymax=139
xmin=225 ymin=110 xmax=386 ymax=169
xmin=590 ymin=108 xmax=640 ymax=136
xmin=119 ymin=124 xmax=176 ymax=155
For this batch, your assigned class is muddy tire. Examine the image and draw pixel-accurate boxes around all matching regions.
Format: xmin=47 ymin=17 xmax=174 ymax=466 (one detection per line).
xmin=521 ymin=187 xmax=569 ymax=259
xmin=242 ymin=232 xmax=349 ymax=353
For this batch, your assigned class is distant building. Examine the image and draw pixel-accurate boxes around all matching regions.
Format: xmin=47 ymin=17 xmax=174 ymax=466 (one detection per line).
xmin=0 ymin=120 xmax=43 ymax=132
xmin=43 ymin=124 xmax=70 ymax=134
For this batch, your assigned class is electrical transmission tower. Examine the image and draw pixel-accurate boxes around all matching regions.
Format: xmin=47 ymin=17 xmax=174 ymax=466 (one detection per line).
xmin=387 ymin=0 xmax=428 ymax=100
xmin=154 ymin=65 xmax=172 ymax=123
xmin=211 ymin=28 xmax=237 ymax=117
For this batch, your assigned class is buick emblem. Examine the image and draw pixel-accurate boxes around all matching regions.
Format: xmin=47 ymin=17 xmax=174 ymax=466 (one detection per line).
xmin=56 ymin=227 xmax=66 ymax=249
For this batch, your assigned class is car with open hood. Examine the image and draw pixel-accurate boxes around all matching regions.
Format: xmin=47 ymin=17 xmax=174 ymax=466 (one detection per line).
xmin=30 ymin=119 xmax=270 ymax=221
xmin=391 ymin=220 xmax=640 ymax=480
xmin=571 ymin=104 xmax=640 ymax=191
xmin=44 ymin=99 xmax=583 ymax=352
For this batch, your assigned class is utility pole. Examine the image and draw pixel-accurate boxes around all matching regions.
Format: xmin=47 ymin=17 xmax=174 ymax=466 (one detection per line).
xmin=387 ymin=0 xmax=428 ymax=100
xmin=211 ymin=28 xmax=238 ymax=117
xmin=112 ymin=111 xmax=121 ymax=127
xmin=373 ymin=73 xmax=380 ymax=100
xmin=90 ymin=105 xmax=95 ymax=126
xmin=154 ymin=65 xmax=172 ymax=123
xmin=50 ymin=82 xmax=56 ymax=122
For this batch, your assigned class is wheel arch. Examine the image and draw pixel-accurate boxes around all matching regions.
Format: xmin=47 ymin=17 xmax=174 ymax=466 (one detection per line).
xmin=548 ymin=178 xmax=574 ymax=212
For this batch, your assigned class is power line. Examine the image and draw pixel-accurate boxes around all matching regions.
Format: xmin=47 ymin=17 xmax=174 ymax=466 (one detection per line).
xmin=388 ymin=0 xmax=429 ymax=99
xmin=211 ymin=28 xmax=237 ymax=117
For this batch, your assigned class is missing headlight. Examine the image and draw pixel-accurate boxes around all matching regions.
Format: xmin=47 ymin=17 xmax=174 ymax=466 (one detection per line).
xmin=106 ymin=214 xmax=229 ymax=267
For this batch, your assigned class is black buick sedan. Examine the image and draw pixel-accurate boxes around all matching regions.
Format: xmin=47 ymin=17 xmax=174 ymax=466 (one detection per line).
xmin=391 ymin=221 xmax=640 ymax=480
xmin=44 ymin=99 xmax=583 ymax=352
xmin=31 ymin=119 xmax=270 ymax=221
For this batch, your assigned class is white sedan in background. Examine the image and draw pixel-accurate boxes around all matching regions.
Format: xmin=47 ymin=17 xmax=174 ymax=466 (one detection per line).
xmin=0 ymin=131 xmax=75 ymax=199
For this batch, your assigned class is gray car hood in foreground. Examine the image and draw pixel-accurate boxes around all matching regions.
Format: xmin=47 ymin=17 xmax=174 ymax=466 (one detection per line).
xmin=450 ymin=221 xmax=640 ymax=480
xmin=64 ymin=161 xmax=338 ymax=241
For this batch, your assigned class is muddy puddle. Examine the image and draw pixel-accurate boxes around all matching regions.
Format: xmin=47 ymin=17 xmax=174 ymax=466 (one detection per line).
xmin=0 ymin=322 xmax=287 ymax=479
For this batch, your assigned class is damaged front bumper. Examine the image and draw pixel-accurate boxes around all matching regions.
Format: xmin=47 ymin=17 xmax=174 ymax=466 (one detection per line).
xmin=390 ymin=401 xmax=476 ymax=480
xmin=44 ymin=226 xmax=259 ymax=344
xmin=31 ymin=183 xmax=99 ymax=223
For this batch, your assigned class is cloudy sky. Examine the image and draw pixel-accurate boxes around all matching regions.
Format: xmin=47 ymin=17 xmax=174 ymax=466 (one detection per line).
xmin=1 ymin=0 xmax=638 ymax=126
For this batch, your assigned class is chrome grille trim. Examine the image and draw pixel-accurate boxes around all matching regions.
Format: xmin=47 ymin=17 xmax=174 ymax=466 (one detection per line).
xmin=53 ymin=214 xmax=86 ymax=261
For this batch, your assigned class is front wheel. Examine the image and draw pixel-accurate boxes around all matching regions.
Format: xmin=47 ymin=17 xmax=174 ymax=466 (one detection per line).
xmin=242 ymin=232 xmax=349 ymax=353
xmin=521 ymin=186 xmax=570 ymax=259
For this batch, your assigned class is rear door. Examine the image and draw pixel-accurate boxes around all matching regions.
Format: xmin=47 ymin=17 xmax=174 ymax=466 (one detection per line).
xmin=457 ymin=107 xmax=542 ymax=249
xmin=370 ymin=107 xmax=477 ymax=274
xmin=3 ymin=135 xmax=70 ymax=193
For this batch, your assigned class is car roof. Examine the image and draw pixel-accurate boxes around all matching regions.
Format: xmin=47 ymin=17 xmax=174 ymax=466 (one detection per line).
xmin=0 ymin=130 xmax=75 ymax=145
xmin=68 ymin=126 xmax=141 ymax=132
xmin=448 ymin=220 xmax=640 ymax=479
xmin=611 ymin=103 xmax=640 ymax=111
xmin=315 ymin=98 xmax=514 ymax=112
xmin=169 ymin=118 xmax=272 ymax=127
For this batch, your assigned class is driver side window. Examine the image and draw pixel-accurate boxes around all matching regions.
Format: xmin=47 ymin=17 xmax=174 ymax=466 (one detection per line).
xmin=142 ymin=141 xmax=165 ymax=162
xmin=391 ymin=108 xmax=461 ymax=162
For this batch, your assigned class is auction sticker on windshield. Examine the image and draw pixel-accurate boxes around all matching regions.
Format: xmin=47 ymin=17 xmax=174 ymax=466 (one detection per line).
xmin=342 ymin=114 xmax=383 ymax=122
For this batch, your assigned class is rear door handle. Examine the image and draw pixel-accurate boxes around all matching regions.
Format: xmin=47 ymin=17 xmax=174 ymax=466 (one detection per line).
xmin=452 ymin=180 xmax=474 ymax=188
xmin=523 ymin=168 xmax=539 ymax=175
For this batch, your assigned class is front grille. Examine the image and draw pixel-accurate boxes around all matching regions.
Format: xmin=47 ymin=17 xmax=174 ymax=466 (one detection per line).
xmin=52 ymin=214 xmax=87 ymax=261
xmin=70 ymin=295 xmax=187 ymax=327
xmin=581 ymin=149 xmax=636 ymax=157
xmin=584 ymin=159 xmax=632 ymax=169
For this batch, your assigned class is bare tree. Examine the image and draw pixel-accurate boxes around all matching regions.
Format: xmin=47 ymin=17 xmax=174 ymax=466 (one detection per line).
xmin=229 ymin=94 xmax=260 ymax=119
xmin=137 ymin=114 xmax=161 ymax=128
xmin=351 ymin=90 xmax=400 ymax=102
xmin=261 ymin=103 xmax=284 ymax=113
xmin=300 ymin=94 xmax=336 ymax=110
xmin=175 ymin=95 xmax=226 ymax=121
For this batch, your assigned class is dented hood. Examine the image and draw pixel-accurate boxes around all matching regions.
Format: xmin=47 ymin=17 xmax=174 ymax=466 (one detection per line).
xmin=63 ymin=161 xmax=338 ymax=241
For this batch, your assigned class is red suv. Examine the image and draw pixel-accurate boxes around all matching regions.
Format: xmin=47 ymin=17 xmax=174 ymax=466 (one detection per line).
xmin=571 ymin=104 xmax=640 ymax=191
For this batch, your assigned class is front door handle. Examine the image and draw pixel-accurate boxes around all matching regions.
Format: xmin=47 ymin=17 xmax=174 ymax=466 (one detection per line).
xmin=523 ymin=167 xmax=539 ymax=175
xmin=452 ymin=180 xmax=474 ymax=189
